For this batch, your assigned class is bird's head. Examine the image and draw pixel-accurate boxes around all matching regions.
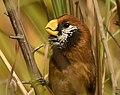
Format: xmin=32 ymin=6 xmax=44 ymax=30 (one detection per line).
xmin=45 ymin=14 xmax=91 ymax=50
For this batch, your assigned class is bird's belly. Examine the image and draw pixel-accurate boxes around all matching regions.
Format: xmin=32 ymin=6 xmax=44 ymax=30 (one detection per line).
xmin=49 ymin=66 xmax=88 ymax=95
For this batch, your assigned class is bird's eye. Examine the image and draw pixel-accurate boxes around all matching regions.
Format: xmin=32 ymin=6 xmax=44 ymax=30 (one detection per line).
xmin=63 ymin=22 xmax=70 ymax=28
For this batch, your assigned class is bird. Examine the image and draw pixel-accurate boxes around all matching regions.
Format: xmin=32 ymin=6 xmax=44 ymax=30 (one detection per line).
xmin=45 ymin=14 xmax=96 ymax=95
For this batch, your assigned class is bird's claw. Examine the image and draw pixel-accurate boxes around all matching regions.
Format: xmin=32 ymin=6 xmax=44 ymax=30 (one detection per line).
xmin=24 ymin=78 xmax=49 ymax=87
xmin=38 ymin=78 xmax=49 ymax=86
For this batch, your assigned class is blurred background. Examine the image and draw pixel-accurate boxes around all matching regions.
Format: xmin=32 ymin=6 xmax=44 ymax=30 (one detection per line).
xmin=0 ymin=0 xmax=120 ymax=95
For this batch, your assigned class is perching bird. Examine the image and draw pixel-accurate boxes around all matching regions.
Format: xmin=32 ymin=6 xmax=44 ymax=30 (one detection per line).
xmin=45 ymin=14 xmax=96 ymax=95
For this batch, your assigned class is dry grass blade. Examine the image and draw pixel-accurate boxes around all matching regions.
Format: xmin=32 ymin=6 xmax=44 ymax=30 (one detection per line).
xmin=74 ymin=1 xmax=84 ymax=22
xmin=27 ymin=88 xmax=34 ymax=95
xmin=69 ymin=0 xmax=74 ymax=16
xmin=0 ymin=50 xmax=28 ymax=95
xmin=93 ymin=5 xmax=102 ymax=95
xmin=43 ymin=42 xmax=49 ymax=78
xmin=75 ymin=1 xmax=79 ymax=18
xmin=101 ymin=52 xmax=106 ymax=95
xmin=33 ymin=43 xmax=45 ymax=53
xmin=104 ymin=25 xmax=120 ymax=48
xmin=115 ymin=0 xmax=120 ymax=23
xmin=6 ymin=62 xmax=16 ymax=95
xmin=92 ymin=0 xmax=117 ymax=94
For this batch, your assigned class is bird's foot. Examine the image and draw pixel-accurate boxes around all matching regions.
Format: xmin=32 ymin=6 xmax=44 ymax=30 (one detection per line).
xmin=22 ymin=78 xmax=49 ymax=87
xmin=38 ymin=77 xmax=49 ymax=86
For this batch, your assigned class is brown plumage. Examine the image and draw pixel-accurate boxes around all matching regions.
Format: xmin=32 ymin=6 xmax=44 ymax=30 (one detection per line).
xmin=45 ymin=14 xmax=96 ymax=95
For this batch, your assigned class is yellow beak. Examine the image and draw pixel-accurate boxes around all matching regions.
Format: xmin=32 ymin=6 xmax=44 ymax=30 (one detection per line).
xmin=45 ymin=19 xmax=58 ymax=36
